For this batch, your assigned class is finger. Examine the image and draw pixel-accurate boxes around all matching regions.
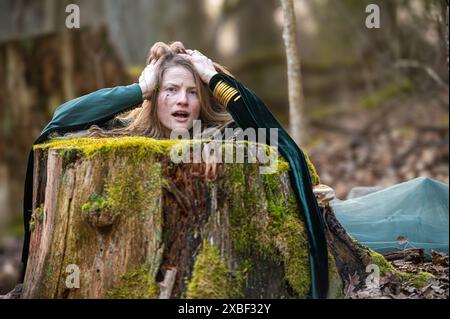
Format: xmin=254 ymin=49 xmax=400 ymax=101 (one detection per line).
xmin=179 ymin=54 xmax=193 ymax=61
xmin=149 ymin=59 xmax=163 ymax=71
xmin=154 ymin=58 xmax=163 ymax=67
xmin=187 ymin=49 xmax=201 ymax=56
xmin=143 ymin=65 xmax=152 ymax=73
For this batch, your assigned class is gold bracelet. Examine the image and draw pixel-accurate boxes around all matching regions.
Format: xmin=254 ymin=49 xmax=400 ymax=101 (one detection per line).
xmin=213 ymin=80 xmax=241 ymax=107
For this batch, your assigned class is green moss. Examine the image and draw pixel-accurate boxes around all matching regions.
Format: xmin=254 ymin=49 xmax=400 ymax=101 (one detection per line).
xmin=303 ymin=151 xmax=320 ymax=186
xmin=81 ymin=192 xmax=109 ymax=214
xmin=275 ymin=160 xmax=290 ymax=174
xmin=226 ymin=163 xmax=253 ymax=254
xmin=275 ymin=214 xmax=311 ymax=297
xmin=266 ymin=180 xmax=311 ymax=297
xmin=368 ymin=249 xmax=397 ymax=275
xmin=80 ymin=161 xmax=162 ymax=225
xmin=368 ymin=248 xmax=436 ymax=288
xmin=400 ymin=271 xmax=436 ymax=288
xmin=29 ymin=204 xmax=45 ymax=231
xmin=186 ymin=240 xmax=245 ymax=299
xmin=108 ymin=161 xmax=162 ymax=216
xmin=416 ymin=271 xmax=436 ymax=280
xmin=263 ymin=173 xmax=301 ymax=226
xmin=48 ymin=140 xmax=166 ymax=223
xmin=106 ymin=265 xmax=159 ymax=299
xmin=35 ymin=137 xmax=320 ymax=185
xmin=34 ymin=136 xmax=178 ymax=158
xmin=327 ymin=250 xmax=344 ymax=299
xmin=225 ymin=163 xmax=312 ymax=297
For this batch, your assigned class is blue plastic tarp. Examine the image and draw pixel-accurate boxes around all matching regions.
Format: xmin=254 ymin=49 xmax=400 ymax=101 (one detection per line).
xmin=330 ymin=177 xmax=449 ymax=255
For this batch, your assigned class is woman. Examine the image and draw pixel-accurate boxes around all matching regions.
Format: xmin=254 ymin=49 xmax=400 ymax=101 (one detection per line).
xmin=41 ymin=42 xmax=234 ymax=140
xmin=21 ymin=41 xmax=329 ymax=298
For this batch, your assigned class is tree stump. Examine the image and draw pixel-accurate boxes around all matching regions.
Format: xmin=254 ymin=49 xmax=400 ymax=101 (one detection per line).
xmin=22 ymin=137 xmax=380 ymax=299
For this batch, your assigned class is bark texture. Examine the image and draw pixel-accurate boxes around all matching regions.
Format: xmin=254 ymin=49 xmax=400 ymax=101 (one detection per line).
xmin=22 ymin=137 xmax=381 ymax=299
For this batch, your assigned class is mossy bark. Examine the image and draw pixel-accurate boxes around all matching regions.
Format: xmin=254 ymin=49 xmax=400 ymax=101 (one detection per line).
xmin=22 ymin=137 xmax=376 ymax=299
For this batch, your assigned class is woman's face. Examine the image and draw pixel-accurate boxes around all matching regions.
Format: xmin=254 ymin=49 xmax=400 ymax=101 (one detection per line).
xmin=157 ymin=66 xmax=201 ymax=133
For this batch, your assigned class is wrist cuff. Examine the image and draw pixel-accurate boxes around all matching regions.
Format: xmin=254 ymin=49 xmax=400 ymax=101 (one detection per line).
xmin=209 ymin=73 xmax=241 ymax=107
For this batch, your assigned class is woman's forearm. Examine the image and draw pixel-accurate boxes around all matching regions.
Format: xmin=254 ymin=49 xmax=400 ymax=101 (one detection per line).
xmin=209 ymin=72 xmax=293 ymax=144
xmin=209 ymin=72 xmax=320 ymax=185
xmin=38 ymin=84 xmax=143 ymax=142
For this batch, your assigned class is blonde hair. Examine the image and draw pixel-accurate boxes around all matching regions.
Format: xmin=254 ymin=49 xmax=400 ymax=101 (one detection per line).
xmin=55 ymin=41 xmax=233 ymax=140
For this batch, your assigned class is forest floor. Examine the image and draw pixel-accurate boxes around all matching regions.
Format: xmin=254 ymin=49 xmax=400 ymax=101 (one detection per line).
xmin=348 ymin=249 xmax=449 ymax=299
xmin=307 ymin=91 xmax=449 ymax=199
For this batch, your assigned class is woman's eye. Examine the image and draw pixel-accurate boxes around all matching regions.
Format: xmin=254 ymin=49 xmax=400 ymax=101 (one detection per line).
xmin=166 ymin=87 xmax=176 ymax=92
xmin=189 ymin=90 xmax=197 ymax=95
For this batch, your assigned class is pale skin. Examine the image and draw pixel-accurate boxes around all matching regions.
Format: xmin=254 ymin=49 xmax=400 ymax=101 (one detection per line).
xmin=157 ymin=66 xmax=201 ymax=132
xmin=138 ymin=50 xmax=218 ymax=132
xmin=180 ymin=50 xmax=218 ymax=84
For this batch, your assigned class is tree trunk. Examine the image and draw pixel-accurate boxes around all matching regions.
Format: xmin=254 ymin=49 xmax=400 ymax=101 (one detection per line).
xmin=280 ymin=0 xmax=305 ymax=145
xmin=22 ymin=137 xmax=380 ymax=299
xmin=0 ymin=26 xmax=130 ymax=238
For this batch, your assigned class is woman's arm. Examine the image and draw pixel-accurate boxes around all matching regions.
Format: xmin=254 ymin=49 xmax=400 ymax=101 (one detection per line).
xmin=37 ymin=84 xmax=143 ymax=143
xmin=36 ymin=61 xmax=161 ymax=144
xmin=208 ymin=72 xmax=320 ymax=185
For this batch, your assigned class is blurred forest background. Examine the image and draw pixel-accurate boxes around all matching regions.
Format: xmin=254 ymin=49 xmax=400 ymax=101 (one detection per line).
xmin=0 ymin=0 xmax=448 ymax=293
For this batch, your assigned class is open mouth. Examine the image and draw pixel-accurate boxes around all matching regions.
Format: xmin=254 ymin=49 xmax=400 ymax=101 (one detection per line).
xmin=171 ymin=110 xmax=190 ymax=120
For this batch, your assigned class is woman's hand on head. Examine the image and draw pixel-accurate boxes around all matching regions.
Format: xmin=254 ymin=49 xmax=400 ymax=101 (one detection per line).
xmin=138 ymin=59 xmax=160 ymax=99
xmin=180 ymin=50 xmax=218 ymax=84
